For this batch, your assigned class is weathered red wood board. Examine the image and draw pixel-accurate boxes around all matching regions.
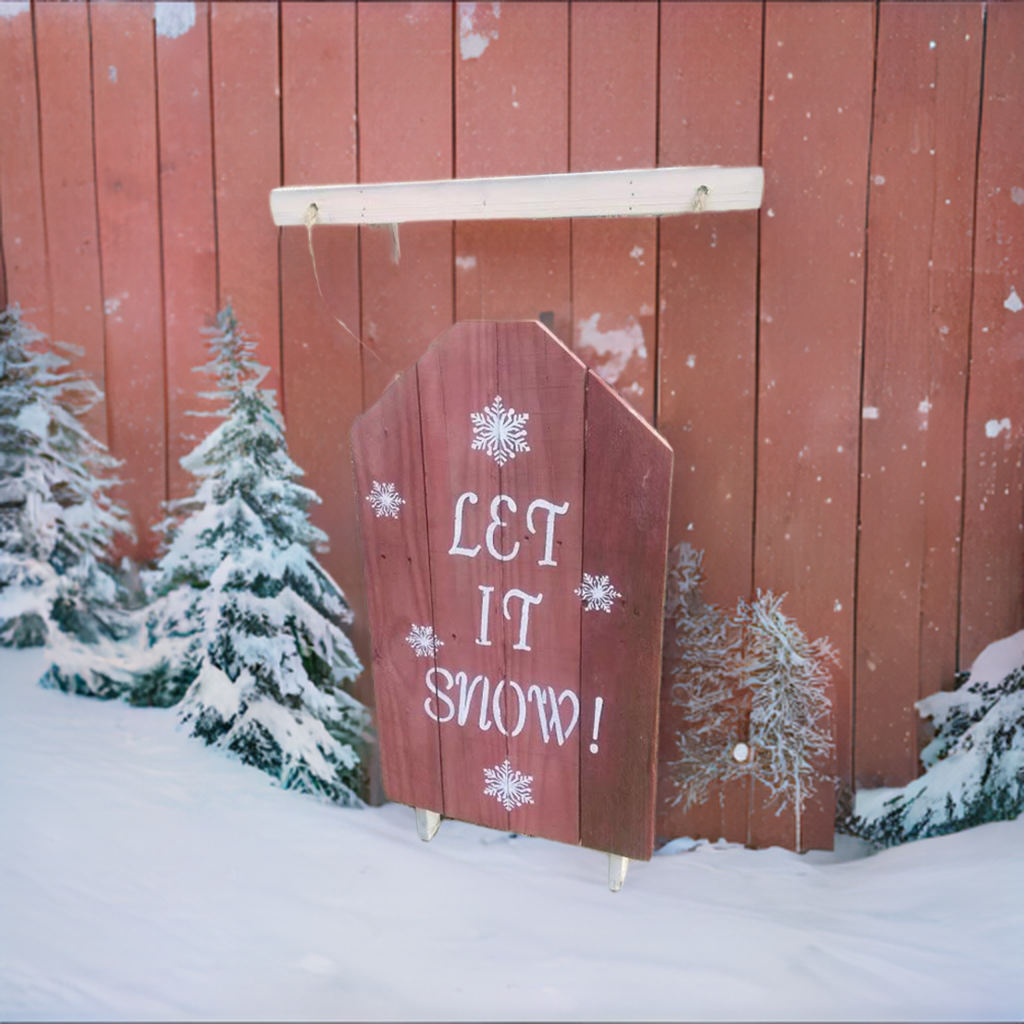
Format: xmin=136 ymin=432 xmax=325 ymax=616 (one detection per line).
xmin=33 ymin=1 xmax=108 ymax=445
xmin=91 ymin=0 xmax=167 ymax=561
xmin=0 ymin=4 xmax=50 ymax=334
xmin=454 ymin=1 xmax=571 ymax=344
xmin=655 ymin=1 xmax=762 ymax=847
xmin=856 ymin=4 xmax=983 ymax=789
xmin=210 ymin=1 xmax=281 ymax=392
xmin=959 ymin=6 xmax=1024 ymax=668
xmin=754 ymin=2 xmax=874 ymax=849
xmin=353 ymin=321 xmax=672 ymax=860
xmin=357 ymin=1 xmax=454 ymax=408
xmin=0 ymin=207 xmax=5 ymax=309
xmin=156 ymin=1 xmax=219 ymax=505
xmin=280 ymin=2 xmax=370 ymax=687
xmin=569 ymin=1 xmax=658 ymax=423
xmin=351 ymin=367 xmax=442 ymax=815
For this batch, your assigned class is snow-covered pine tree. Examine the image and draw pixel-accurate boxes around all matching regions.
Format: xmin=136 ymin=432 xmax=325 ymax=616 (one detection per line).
xmin=844 ymin=631 xmax=1024 ymax=847
xmin=735 ymin=590 xmax=836 ymax=849
xmin=0 ymin=305 xmax=133 ymax=689
xmin=135 ymin=304 xmax=369 ymax=805
xmin=664 ymin=543 xmax=748 ymax=811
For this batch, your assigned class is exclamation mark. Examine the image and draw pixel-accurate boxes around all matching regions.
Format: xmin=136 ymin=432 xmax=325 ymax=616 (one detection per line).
xmin=589 ymin=697 xmax=604 ymax=754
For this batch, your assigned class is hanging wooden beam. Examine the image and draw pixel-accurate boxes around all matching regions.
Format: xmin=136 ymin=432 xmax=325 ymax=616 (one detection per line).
xmin=269 ymin=166 xmax=762 ymax=227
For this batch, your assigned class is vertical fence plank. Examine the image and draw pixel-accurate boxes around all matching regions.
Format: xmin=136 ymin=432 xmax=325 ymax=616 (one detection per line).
xmin=91 ymin=0 xmax=167 ymax=559
xmin=351 ymin=370 xmax=443 ymax=813
xmin=580 ymin=374 xmax=672 ymax=859
xmin=156 ymin=1 xmax=218 ymax=505
xmin=34 ymin=1 xmax=107 ymax=444
xmin=569 ymin=1 xmax=657 ymax=422
xmin=416 ymin=323 xmax=509 ymax=832
xmin=755 ymin=2 xmax=874 ymax=849
xmin=0 ymin=4 xmax=50 ymax=332
xmin=210 ymin=1 xmax=280 ymax=390
xmin=281 ymin=3 xmax=369 ymax=686
xmin=856 ymin=4 xmax=983 ymax=788
xmin=357 ymin=1 xmax=453 ymax=407
xmin=960 ymin=6 xmax=1024 ymax=667
xmin=497 ymin=325 xmax=586 ymax=848
xmin=455 ymin=1 xmax=570 ymax=342
xmin=655 ymin=1 xmax=762 ymax=846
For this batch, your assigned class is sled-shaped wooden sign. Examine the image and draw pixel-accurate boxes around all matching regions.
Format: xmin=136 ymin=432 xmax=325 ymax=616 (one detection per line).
xmin=352 ymin=321 xmax=672 ymax=868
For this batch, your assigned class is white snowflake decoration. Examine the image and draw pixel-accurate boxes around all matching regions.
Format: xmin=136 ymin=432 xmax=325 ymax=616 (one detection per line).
xmin=405 ymin=624 xmax=444 ymax=658
xmin=483 ymin=759 xmax=535 ymax=811
xmin=470 ymin=395 xmax=530 ymax=466
xmin=575 ymin=573 xmax=623 ymax=613
xmin=366 ymin=480 xmax=406 ymax=519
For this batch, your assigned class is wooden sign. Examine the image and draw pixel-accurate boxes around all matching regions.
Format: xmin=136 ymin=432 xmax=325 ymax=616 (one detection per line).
xmin=351 ymin=321 xmax=672 ymax=862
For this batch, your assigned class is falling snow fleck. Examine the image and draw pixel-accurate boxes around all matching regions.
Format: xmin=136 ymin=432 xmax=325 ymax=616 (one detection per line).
xmin=483 ymin=759 xmax=535 ymax=811
xmin=406 ymin=624 xmax=444 ymax=658
xmin=366 ymin=480 xmax=406 ymax=519
xmin=470 ymin=395 xmax=530 ymax=466
xmin=575 ymin=573 xmax=623 ymax=613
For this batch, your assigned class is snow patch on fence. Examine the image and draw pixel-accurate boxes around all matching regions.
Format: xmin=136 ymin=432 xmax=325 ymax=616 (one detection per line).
xmin=459 ymin=2 xmax=500 ymax=60
xmin=1004 ymin=286 xmax=1022 ymax=313
xmin=0 ymin=2 xmax=29 ymax=19
xmin=576 ymin=313 xmax=647 ymax=386
xmin=985 ymin=418 xmax=1011 ymax=439
xmin=155 ymin=2 xmax=196 ymax=40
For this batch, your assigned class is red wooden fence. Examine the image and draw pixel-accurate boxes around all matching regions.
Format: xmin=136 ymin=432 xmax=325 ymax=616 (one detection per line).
xmin=2 ymin=1 xmax=1021 ymax=848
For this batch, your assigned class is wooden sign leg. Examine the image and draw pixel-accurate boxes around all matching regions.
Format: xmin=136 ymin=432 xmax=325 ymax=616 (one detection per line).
xmin=415 ymin=808 xmax=441 ymax=842
xmin=608 ymin=854 xmax=629 ymax=892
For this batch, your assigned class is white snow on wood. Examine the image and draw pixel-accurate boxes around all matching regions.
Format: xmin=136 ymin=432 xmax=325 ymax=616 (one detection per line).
xmin=576 ymin=313 xmax=647 ymax=385
xmin=862 ymin=406 xmax=880 ymax=419
xmin=0 ymin=2 xmax=29 ymax=19
xmin=271 ymin=166 xmax=765 ymax=226
xmin=1004 ymin=286 xmax=1023 ymax=313
xmin=154 ymin=2 xmax=196 ymax=39
xmin=985 ymin=417 xmax=1011 ymax=439
xmin=1 ymin=648 xmax=1022 ymax=1020
xmin=459 ymin=2 xmax=500 ymax=60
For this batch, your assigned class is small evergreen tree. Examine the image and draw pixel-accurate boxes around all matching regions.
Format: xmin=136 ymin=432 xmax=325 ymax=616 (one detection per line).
xmin=843 ymin=631 xmax=1024 ymax=847
xmin=664 ymin=544 xmax=836 ymax=850
xmin=735 ymin=590 xmax=836 ymax=850
xmin=134 ymin=304 xmax=368 ymax=805
xmin=665 ymin=544 xmax=747 ymax=811
xmin=0 ymin=306 xmax=133 ymax=687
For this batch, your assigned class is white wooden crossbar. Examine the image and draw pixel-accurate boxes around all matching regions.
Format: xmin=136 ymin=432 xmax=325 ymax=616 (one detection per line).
xmin=269 ymin=166 xmax=763 ymax=227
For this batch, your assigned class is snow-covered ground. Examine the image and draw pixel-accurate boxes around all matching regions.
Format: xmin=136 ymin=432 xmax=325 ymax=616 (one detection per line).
xmin=2 ymin=648 xmax=1021 ymax=1022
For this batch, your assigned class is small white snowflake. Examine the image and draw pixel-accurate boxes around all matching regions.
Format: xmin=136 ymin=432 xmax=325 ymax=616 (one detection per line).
xmin=366 ymin=480 xmax=406 ymax=519
xmin=483 ymin=759 xmax=535 ymax=811
xmin=470 ymin=395 xmax=530 ymax=466
xmin=406 ymin=624 xmax=444 ymax=658
xmin=575 ymin=573 xmax=623 ymax=613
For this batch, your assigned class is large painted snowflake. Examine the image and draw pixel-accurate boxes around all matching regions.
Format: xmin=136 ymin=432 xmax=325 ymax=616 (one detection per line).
xmin=483 ymin=759 xmax=535 ymax=811
xmin=575 ymin=573 xmax=623 ymax=613
xmin=470 ymin=395 xmax=530 ymax=466
xmin=405 ymin=624 xmax=444 ymax=658
xmin=366 ymin=480 xmax=406 ymax=519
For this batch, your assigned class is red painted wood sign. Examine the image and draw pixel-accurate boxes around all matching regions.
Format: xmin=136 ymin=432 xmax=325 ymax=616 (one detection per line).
xmin=352 ymin=321 xmax=672 ymax=860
